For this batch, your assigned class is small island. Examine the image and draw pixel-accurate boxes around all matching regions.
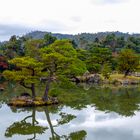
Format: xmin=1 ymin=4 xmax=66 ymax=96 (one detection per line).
xmin=8 ymin=95 xmax=58 ymax=107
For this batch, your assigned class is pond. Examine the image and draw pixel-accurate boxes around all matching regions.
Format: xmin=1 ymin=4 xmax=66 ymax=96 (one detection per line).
xmin=1 ymin=84 xmax=140 ymax=140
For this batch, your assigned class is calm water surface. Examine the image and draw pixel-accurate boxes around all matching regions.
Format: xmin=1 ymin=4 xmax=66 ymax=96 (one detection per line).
xmin=1 ymin=84 xmax=140 ymax=140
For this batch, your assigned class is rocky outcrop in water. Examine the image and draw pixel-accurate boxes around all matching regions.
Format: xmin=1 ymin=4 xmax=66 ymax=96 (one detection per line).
xmin=77 ymin=72 xmax=102 ymax=84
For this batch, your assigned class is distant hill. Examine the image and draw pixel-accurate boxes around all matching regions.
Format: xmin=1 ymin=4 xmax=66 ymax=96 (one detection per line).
xmin=1 ymin=31 xmax=140 ymax=49
xmin=25 ymin=31 xmax=140 ymax=40
xmin=25 ymin=31 xmax=74 ymax=40
xmin=25 ymin=31 xmax=140 ymax=48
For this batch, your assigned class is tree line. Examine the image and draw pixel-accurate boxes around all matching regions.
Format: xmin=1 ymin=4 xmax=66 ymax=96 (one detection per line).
xmin=0 ymin=33 xmax=139 ymax=101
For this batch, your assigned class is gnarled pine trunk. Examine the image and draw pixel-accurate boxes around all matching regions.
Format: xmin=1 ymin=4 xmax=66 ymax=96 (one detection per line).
xmin=42 ymin=77 xmax=51 ymax=101
xmin=31 ymin=83 xmax=36 ymax=99
xmin=20 ymin=81 xmax=36 ymax=99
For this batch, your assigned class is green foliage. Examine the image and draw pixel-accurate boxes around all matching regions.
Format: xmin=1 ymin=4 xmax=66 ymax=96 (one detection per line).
xmin=42 ymin=39 xmax=77 ymax=57
xmin=3 ymin=57 xmax=44 ymax=98
xmin=86 ymin=47 xmax=112 ymax=73
xmin=89 ymin=42 xmax=103 ymax=48
xmin=88 ymin=47 xmax=112 ymax=65
xmin=1 ymin=35 xmax=27 ymax=59
xmin=44 ymin=33 xmax=56 ymax=46
xmin=2 ymin=39 xmax=87 ymax=101
xmin=3 ymin=56 xmax=44 ymax=83
xmin=103 ymin=33 xmax=117 ymax=51
xmin=86 ymin=59 xmax=101 ymax=73
xmin=102 ymin=63 xmax=112 ymax=79
xmin=41 ymin=40 xmax=86 ymax=77
xmin=116 ymin=36 xmax=125 ymax=49
xmin=2 ymin=31 xmax=140 ymax=102
xmin=76 ymin=48 xmax=89 ymax=61
xmin=117 ymin=49 xmax=139 ymax=77
xmin=125 ymin=37 xmax=140 ymax=53
xmin=25 ymin=39 xmax=44 ymax=59
xmin=111 ymin=57 xmax=118 ymax=70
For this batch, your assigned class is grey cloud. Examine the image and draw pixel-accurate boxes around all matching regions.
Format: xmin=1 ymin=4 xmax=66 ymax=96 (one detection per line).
xmin=0 ymin=24 xmax=33 ymax=41
xmin=0 ymin=24 xmax=30 ymax=36
xmin=40 ymin=20 xmax=71 ymax=32
xmin=88 ymin=127 xmax=140 ymax=140
xmin=0 ymin=21 xmax=72 ymax=41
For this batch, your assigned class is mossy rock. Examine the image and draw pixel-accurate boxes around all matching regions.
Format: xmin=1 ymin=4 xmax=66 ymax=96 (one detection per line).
xmin=8 ymin=96 xmax=59 ymax=107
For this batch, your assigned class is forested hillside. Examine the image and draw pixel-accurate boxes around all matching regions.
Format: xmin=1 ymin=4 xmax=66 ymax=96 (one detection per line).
xmin=24 ymin=31 xmax=140 ymax=51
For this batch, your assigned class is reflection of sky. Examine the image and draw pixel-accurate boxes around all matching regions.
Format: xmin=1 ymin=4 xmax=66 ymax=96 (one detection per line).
xmin=1 ymin=105 xmax=140 ymax=140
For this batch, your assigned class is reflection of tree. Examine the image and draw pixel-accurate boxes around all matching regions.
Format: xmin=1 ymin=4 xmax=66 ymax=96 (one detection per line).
xmin=90 ymin=87 xmax=140 ymax=116
xmin=68 ymin=130 xmax=87 ymax=140
xmin=44 ymin=108 xmax=80 ymax=140
xmin=44 ymin=108 xmax=60 ymax=140
xmin=57 ymin=112 xmax=76 ymax=125
xmin=5 ymin=108 xmax=48 ymax=140
xmin=62 ymin=130 xmax=87 ymax=140
xmin=5 ymin=86 xmax=140 ymax=138
xmin=44 ymin=108 xmax=87 ymax=140
xmin=5 ymin=106 xmax=85 ymax=140
xmin=0 ymin=82 xmax=21 ymax=109
xmin=81 ymin=83 xmax=92 ymax=91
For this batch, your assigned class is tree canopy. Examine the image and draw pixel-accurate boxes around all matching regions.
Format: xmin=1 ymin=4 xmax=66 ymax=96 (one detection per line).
xmin=117 ymin=49 xmax=139 ymax=77
xmin=3 ymin=39 xmax=87 ymax=101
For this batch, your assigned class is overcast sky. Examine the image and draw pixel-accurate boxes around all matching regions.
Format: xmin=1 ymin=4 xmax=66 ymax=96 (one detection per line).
xmin=0 ymin=0 xmax=140 ymax=41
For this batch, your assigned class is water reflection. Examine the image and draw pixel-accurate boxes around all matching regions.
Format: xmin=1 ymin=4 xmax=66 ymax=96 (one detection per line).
xmin=90 ymin=87 xmax=140 ymax=116
xmin=4 ymin=106 xmax=87 ymax=140
xmin=1 ymin=85 xmax=140 ymax=139
xmin=5 ymin=108 xmax=48 ymax=140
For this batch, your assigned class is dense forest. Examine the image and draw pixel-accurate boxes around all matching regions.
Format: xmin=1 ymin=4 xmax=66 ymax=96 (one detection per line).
xmin=0 ymin=31 xmax=140 ymax=105
xmin=1 ymin=31 xmax=140 ymax=73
